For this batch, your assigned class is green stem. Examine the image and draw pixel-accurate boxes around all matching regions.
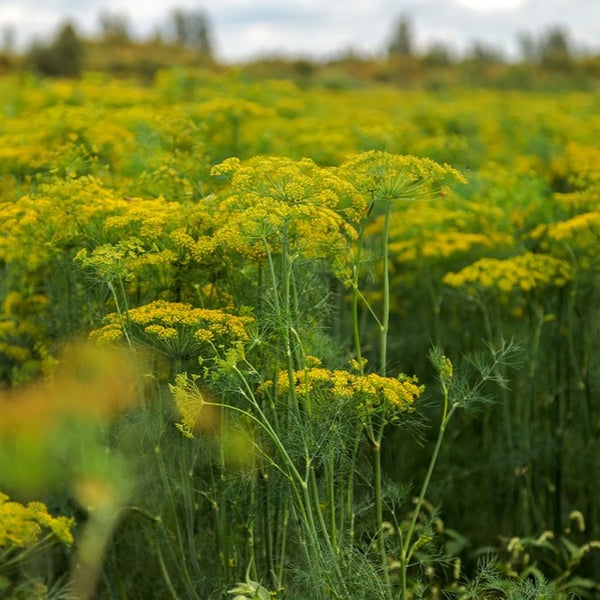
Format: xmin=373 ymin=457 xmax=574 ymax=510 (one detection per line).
xmin=399 ymin=383 xmax=457 ymax=600
xmin=120 ymin=507 xmax=182 ymax=600
xmin=352 ymin=229 xmax=365 ymax=369
xmin=345 ymin=423 xmax=363 ymax=546
xmin=154 ymin=444 xmax=201 ymax=599
xmin=306 ymin=462 xmax=349 ymax=599
xmin=155 ymin=528 xmax=182 ymax=600
xmin=179 ymin=445 xmax=203 ymax=585
xmin=281 ymin=236 xmax=301 ymax=416
xmin=327 ymin=449 xmax=338 ymax=552
xmin=264 ymin=236 xmax=299 ymax=414
xmin=275 ymin=497 xmax=290 ymax=588
xmin=373 ymin=428 xmax=393 ymax=600
xmin=107 ymin=279 xmax=133 ymax=351
xmin=380 ymin=206 xmax=391 ymax=377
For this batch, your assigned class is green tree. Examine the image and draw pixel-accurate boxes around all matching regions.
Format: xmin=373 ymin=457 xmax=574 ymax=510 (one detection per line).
xmin=388 ymin=16 xmax=414 ymax=57
xmin=27 ymin=21 xmax=83 ymax=78
xmin=467 ymin=40 xmax=503 ymax=63
xmin=422 ymin=41 xmax=455 ymax=67
xmin=171 ymin=8 xmax=212 ymax=57
xmin=98 ymin=11 xmax=131 ymax=45
xmin=539 ymin=26 xmax=573 ymax=70
xmin=518 ymin=25 xmax=574 ymax=70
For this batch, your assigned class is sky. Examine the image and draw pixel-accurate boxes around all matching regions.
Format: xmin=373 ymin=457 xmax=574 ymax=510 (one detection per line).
xmin=1 ymin=0 xmax=599 ymax=62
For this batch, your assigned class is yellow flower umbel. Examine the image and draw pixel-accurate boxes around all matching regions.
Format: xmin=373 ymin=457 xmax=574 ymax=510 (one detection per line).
xmin=531 ymin=208 xmax=600 ymax=274
xmin=338 ymin=150 xmax=467 ymax=210
xmin=550 ymin=141 xmax=600 ymax=191
xmin=0 ymin=492 xmax=74 ymax=550
xmin=91 ymin=300 xmax=254 ymax=362
xmin=263 ymin=366 xmax=423 ymax=422
xmin=443 ymin=252 xmax=572 ymax=296
xmin=389 ymin=231 xmax=512 ymax=264
xmin=209 ymin=156 xmax=367 ymax=281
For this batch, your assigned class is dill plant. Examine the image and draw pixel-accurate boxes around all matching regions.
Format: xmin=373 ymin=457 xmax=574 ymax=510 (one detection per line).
xmin=336 ymin=150 xmax=466 ymax=596
xmin=160 ymin=151 xmax=478 ymax=599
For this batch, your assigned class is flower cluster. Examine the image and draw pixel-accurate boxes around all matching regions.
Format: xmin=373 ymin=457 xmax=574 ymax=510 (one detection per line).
xmin=338 ymin=150 xmax=467 ymax=209
xmin=91 ymin=300 xmax=254 ymax=358
xmin=390 ymin=231 xmax=512 ymax=263
xmin=443 ymin=252 xmax=572 ymax=294
xmin=545 ymin=211 xmax=600 ymax=243
xmin=0 ymin=492 xmax=74 ymax=549
xmin=530 ymin=206 xmax=600 ymax=272
xmin=0 ymin=176 xmax=127 ymax=269
xmin=209 ymin=155 xmax=367 ymax=280
xmin=0 ymin=291 xmax=51 ymax=383
xmin=551 ymin=142 xmax=600 ymax=191
xmin=263 ymin=366 xmax=423 ymax=419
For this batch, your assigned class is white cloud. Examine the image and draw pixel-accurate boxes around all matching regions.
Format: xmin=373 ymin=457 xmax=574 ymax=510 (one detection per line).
xmin=453 ymin=0 xmax=527 ymax=10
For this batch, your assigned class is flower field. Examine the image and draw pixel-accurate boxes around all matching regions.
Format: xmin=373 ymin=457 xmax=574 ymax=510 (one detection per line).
xmin=0 ymin=70 xmax=599 ymax=598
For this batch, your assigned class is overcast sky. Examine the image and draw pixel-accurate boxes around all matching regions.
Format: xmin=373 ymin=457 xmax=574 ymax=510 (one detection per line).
xmin=1 ymin=0 xmax=598 ymax=62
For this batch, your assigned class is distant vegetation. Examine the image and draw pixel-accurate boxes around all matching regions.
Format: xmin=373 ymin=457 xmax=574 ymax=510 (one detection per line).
xmin=0 ymin=11 xmax=599 ymax=89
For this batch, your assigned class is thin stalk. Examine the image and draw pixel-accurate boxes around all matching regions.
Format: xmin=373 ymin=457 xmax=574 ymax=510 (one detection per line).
xmin=355 ymin=287 xmax=384 ymax=328
xmin=248 ymin=469 xmax=258 ymax=581
xmin=216 ymin=399 xmax=305 ymax=500
xmin=327 ymin=449 xmax=338 ymax=552
xmin=155 ymin=529 xmax=182 ymax=600
xmin=352 ymin=228 xmax=366 ymax=368
xmin=276 ymin=500 xmax=290 ymax=587
xmin=107 ymin=279 xmax=133 ymax=351
xmin=345 ymin=423 xmax=363 ymax=546
xmin=373 ymin=428 xmax=393 ymax=600
xmin=306 ymin=463 xmax=350 ymax=599
xmin=263 ymin=239 xmax=282 ymax=316
xmin=263 ymin=237 xmax=299 ymax=414
xmin=289 ymin=256 xmax=304 ymax=368
xmin=154 ymin=445 xmax=200 ymax=599
xmin=120 ymin=507 xmax=181 ymax=600
xmin=380 ymin=206 xmax=391 ymax=377
xmin=479 ymin=296 xmax=513 ymax=451
xmin=289 ymin=503 xmax=314 ymax=581
xmin=261 ymin=472 xmax=274 ymax=587
xmin=399 ymin=384 xmax=457 ymax=600
xmin=281 ymin=235 xmax=301 ymax=416
xmin=179 ymin=445 xmax=204 ymax=587
xmin=308 ymin=465 xmax=336 ymax=557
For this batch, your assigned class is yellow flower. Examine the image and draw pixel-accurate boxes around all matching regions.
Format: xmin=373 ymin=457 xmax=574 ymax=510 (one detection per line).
xmin=91 ymin=300 xmax=254 ymax=359
xmin=262 ymin=366 xmax=423 ymax=419
xmin=0 ymin=492 xmax=75 ymax=549
xmin=208 ymin=155 xmax=366 ymax=281
xmin=443 ymin=252 xmax=572 ymax=296
xmin=551 ymin=142 xmax=600 ymax=190
xmin=338 ymin=150 xmax=467 ymax=209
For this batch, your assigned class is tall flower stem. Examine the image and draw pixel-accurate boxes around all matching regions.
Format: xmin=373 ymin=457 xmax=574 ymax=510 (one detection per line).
xmin=263 ymin=236 xmax=299 ymax=416
xmin=380 ymin=205 xmax=392 ymax=378
xmin=373 ymin=427 xmax=393 ymax=600
xmin=352 ymin=227 xmax=366 ymax=370
xmin=376 ymin=204 xmax=394 ymax=598
xmin=399 ymin=374 xmax=456 ymax=600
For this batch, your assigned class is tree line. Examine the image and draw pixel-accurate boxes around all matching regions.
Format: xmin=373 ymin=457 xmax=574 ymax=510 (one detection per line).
xmin=1 ymin=8 xmax=213 ymax=79
xmin=0 ymin=11 xmax=598 ymax=88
